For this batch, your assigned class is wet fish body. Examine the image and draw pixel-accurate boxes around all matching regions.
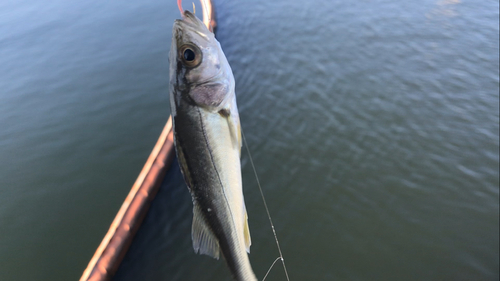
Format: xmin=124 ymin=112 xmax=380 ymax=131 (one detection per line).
xmin=169 ymin=11 xmax=257 ymax=281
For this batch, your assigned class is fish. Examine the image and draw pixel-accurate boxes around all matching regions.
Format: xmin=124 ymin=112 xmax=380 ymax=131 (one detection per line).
xmin=169 ymin=8 xmax=258 ymax=281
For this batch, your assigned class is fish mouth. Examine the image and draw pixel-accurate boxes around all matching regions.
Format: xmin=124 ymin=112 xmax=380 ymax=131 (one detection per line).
xmin=173 ymin=11 xmax=211 ymax=41
xmin=181 ymin=11 xmax=205 ymax=28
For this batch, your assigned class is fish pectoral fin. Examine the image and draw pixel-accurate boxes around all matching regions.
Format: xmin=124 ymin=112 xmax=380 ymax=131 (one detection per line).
xmin=226 ymin=112 xmax=242 ymax=155
xmin=244 ymin=211 xmax=251 ymax=253
xmin=192 ymin=203 xmax=220 ymax=260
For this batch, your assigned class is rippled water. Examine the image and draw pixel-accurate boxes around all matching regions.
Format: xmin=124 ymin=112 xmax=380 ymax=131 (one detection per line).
xmin=0 ymin=0 xmax=498 ymax=280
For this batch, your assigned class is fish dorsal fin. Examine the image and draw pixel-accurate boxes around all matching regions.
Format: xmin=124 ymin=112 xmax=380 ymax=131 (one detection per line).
xmin=243 ymin=210 xmax=251 ymax=253
xmin=192 ymin=203 xmax=220 ymax=259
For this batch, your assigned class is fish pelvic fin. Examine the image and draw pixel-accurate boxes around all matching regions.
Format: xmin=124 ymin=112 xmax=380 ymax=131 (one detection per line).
xmin=243 ymin=210 xmax=251 ymax=253
xmin=192 ymin=203 xmax=220 ymax=259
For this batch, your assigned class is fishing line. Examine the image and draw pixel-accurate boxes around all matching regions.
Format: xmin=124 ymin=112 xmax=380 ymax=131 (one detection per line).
xmin=241 ymin=128 xmax=290 ymax=281
xmin=262 ymin=257 xmax=282 ymax=281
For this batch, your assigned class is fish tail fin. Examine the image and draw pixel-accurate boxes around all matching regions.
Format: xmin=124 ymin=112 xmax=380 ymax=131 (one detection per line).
xmin=192 ymin=203 xmax=220 ymax=259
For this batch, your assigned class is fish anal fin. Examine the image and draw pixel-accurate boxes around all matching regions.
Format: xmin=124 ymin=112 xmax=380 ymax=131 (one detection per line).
xmin=244 ymin=211 xmax=251 ymax=253
xmin=192 ymin=204 xmax=220 ymax=259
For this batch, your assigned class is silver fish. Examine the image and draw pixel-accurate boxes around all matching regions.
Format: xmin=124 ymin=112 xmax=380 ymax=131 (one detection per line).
xmin=169 ymin=11 xmax=257 ymax=281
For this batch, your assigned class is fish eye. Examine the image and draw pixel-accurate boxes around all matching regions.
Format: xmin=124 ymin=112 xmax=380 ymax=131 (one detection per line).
xmin=184 ymin=49 xmax=195 ymax=61
xmin=179 ymin=44 xmax=202 ymax=68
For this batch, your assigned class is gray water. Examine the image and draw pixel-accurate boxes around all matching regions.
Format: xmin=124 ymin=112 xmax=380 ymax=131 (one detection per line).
xmin=0 ymin=0 xmax=498 ymax=280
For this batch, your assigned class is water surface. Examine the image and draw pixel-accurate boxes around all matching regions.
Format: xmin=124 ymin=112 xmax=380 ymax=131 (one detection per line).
xmin=0 ymin=0 xmax=498 ymax=280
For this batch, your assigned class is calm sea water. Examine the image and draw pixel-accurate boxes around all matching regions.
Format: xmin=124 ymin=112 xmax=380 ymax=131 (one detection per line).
xmin=0 ymin=0 xmax=498 ymax=280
